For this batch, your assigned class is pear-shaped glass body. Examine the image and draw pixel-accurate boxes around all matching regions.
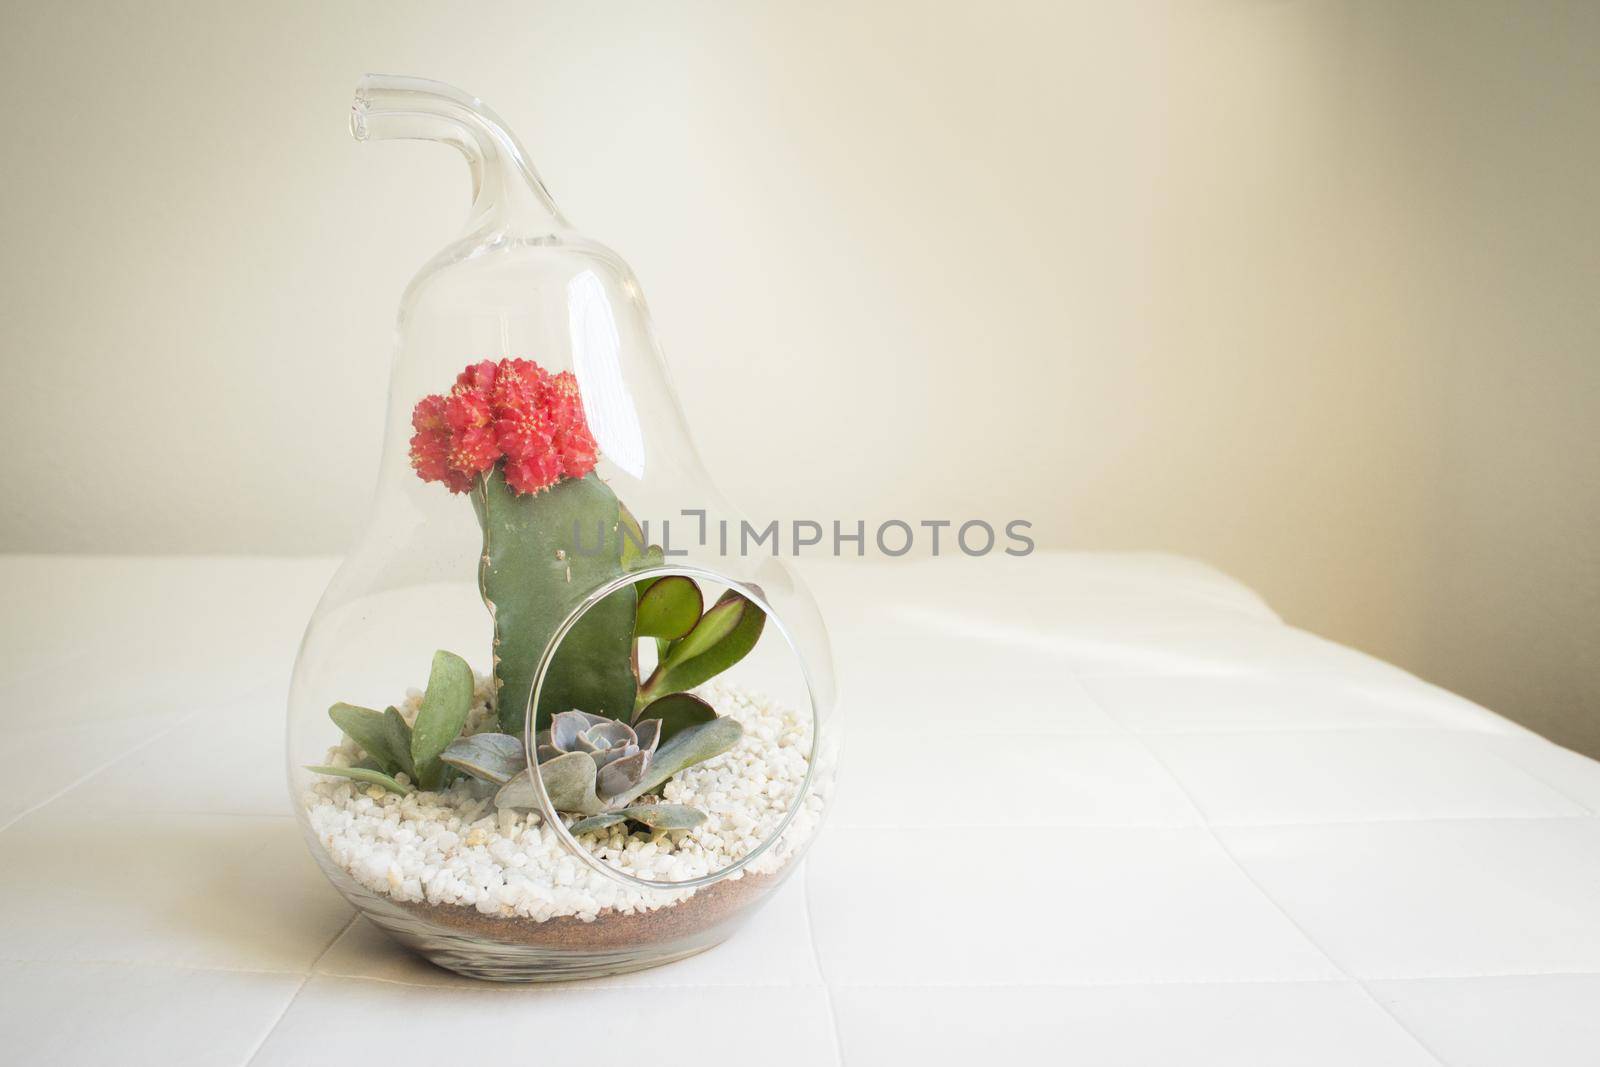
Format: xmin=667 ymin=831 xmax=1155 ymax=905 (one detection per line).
xmin=287 ymin=76 xmax=837 ymax=982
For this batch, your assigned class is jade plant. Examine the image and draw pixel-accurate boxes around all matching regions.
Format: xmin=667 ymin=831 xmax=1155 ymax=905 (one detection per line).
xmin=309 ymin=356 xmax=765 ymax=835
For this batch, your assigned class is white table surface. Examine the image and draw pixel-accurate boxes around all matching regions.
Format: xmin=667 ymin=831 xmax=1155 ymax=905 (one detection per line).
xmin=2 ymin=552 xmax=1598 ymax=1066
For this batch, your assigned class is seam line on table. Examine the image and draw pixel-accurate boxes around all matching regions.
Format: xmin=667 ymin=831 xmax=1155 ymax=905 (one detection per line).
xmin=0 ymin=705 xmax=208 ymax=836
xmin=1476 ymin=743 xmax=1600 ymax=816
xmin=810 ymin=971 xmax=1600 ymax=987
xmin=830 ymin=813 xmax=1600 ymax=832
xmin=1072 ymin=677 xmax=1451 ymax=1067
xmin=0 ymin=674 xmax=290 ymax=836
xmin=1068 ymin=668 xmax=1433 ymax=684
xmin=4 ymin=809 xmax=297 ymax=825
xmin=0 ymin=958 xmax=311 ymax=979
xmin=7 ymin=957 xmax=1599 ymax=989
xmin=801 ymin=861 xmax=847 ymax=1067
xmin=846 ymin=724 xmax=1521 ymax=738
xmin=242 ymin=912 xmax=358 ymax=1066
xmin=1188 ymin=837 xmax=1451 ymax=1066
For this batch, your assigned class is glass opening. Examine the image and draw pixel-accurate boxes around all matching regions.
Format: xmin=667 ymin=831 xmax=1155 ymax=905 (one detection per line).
xmin=520 ymin=565 xmax=822 ymax=890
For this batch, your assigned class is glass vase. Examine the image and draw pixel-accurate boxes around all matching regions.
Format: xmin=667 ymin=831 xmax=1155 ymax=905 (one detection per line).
xmin=287 ymin=75 xmax=838 ymax=982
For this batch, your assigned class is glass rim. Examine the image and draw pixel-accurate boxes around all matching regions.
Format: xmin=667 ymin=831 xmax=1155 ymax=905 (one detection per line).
xmin=522 ymin=562 xmax=823 ymax=891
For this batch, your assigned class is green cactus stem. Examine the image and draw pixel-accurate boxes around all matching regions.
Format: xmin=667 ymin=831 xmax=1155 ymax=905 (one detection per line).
xmin=472 ymin=468 xmax=639 ymax=734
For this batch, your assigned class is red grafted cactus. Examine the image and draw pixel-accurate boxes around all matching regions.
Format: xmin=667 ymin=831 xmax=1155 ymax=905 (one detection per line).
xmin=408 ymin=357 xmax=599 ymax=495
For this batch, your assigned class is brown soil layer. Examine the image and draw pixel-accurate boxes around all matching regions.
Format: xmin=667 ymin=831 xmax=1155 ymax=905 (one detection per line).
xmin=397 ymin=871 xmax=778 ymax=951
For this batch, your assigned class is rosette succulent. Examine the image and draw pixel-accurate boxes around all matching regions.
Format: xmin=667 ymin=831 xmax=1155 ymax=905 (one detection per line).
xmin=436 ymin=701 xmax=741 ymax=834
xmin=541 ymin=711 xmax=661 ymax=779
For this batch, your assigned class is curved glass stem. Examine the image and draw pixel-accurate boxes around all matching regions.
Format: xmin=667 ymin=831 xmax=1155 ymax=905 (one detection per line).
xmin=352 ymin=74 xmax=568 ymax=233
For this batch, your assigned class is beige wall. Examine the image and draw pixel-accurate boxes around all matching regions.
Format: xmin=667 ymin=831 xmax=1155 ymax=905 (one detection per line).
xmin=1 ymin=3 xmax=1595 ymax=752
xmin=1370 ymin=4 xmax=1600 ymax=757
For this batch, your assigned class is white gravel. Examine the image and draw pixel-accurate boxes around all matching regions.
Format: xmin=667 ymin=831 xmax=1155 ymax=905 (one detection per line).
xmin=303 ymin=677 xmax=822 ymax=922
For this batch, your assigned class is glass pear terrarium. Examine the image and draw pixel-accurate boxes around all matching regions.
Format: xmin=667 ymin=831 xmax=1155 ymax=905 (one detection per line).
xmin=288 ymin=76 xmax=838 ymax=982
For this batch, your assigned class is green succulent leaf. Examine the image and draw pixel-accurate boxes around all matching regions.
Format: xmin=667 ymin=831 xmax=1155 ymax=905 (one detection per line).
xmin=616 ymin=803 xmax=706 ymax=831
xmin=328 ymin=703 xmax=399 ymax=774
xmin=493 ymin=770 xmax=539 ymax=810
xmin=411 ymin=650 xmax=474 ymax=790
xmin=566 ymin=811 xmax=628 ymax=835
xmin=619 ymin=715 xmax=743 ymax=806
xmin=495 ymin=752 xmax=607 ymax=816
xmin=439 ymin=732 xmax=525 ymax=785
xmin=635 ymin=575 xmax=703 ymax=641
xmin=474 ymin=469 xmax=639 ymax=733
xmin=638 ymin=591 xmax=767 ymax=708
xmin=634 ymin=692 xmax=717 ymax=741
xmin=620 ymin=496 xmax=666 ymax=578
xmin=568 ymin=803 xmax=706 ymax=836
xmin=542 ymin=751 xmax=607 ymax=814
xmin=382 ymin=706 xmax=415 ymax=778
xmin=670 ymin=596 xmax=744 ymax=661
xmin=306 ymin=764 xmax=414 ymax=795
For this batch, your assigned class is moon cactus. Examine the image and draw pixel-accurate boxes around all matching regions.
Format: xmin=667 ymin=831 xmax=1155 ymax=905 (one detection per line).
xmin=310 ymin=355 xmax=766 ymax=833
